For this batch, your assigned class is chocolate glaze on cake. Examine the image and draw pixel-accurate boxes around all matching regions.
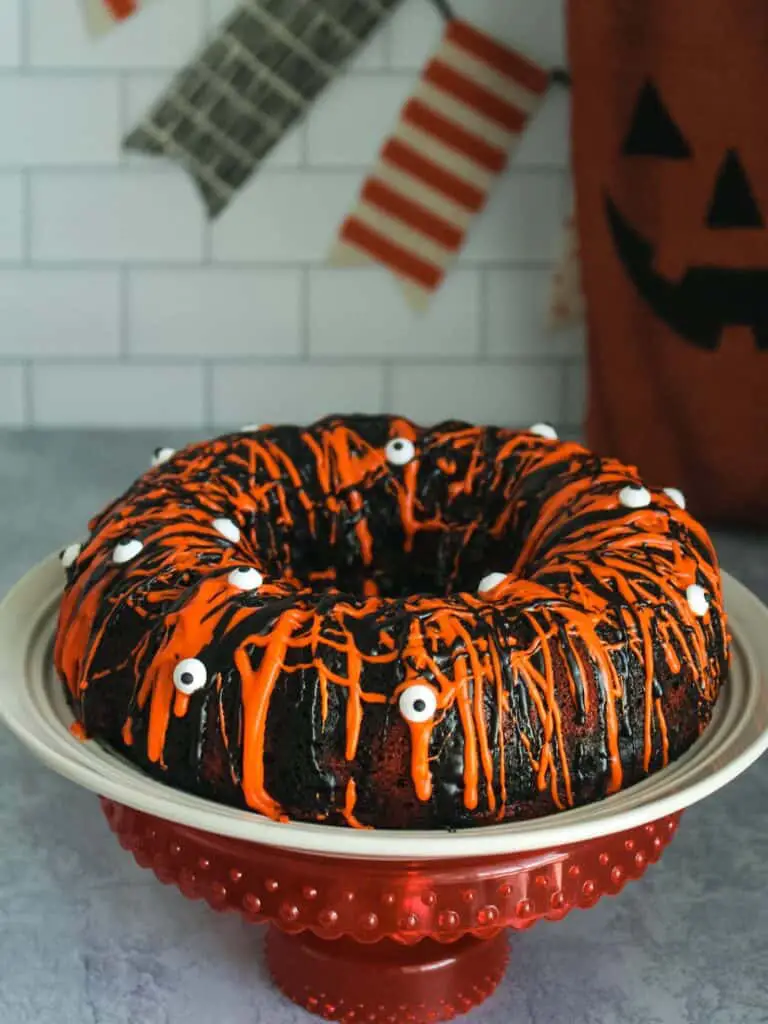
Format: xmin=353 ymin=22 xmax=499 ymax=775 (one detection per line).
xmin=54 ymin=416 xmax=729 ymax=829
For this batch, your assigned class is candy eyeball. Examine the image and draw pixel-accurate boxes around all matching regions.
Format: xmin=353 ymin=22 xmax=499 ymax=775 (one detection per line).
xmin=478 ymin=572 xmax=508 ymax=596
xmin=213 ymin=518 xmax=241 ymax=544
xmin=619 ymin=485 xmax=651 ymax=509
xmin=228 ymin=567 xmax=264 ymax=591
xmin=529 ymin=423 xmax=558 ymax=440
xmin=385 ymin=437 xmax=416 ymax=466
xmin=152 ymin=446 xmax=176 ymax=467
xmin=686 ymin=584 xmax=709 ymax=617
xmin=60 ymin=543 xmax=82 ymax=570
xmin=664 ymin=487 xmax=686 ymax=510
xmin=113 ymin=538 xmax=143 ymax=564
xmin=399 ymin=684 xmax=438 ymax=723
xmin=173 ymin=658 xmax=208 ymax=695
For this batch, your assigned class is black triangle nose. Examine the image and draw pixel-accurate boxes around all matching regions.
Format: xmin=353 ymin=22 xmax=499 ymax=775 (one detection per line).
xmin=706 ymin=149 xmax=764 ymax=229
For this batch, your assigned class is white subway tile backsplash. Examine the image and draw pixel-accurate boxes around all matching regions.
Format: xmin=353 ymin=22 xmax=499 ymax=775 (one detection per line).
xmin=0 ymin=0 xmax=579 ymax=431
xmin=389 ymin=0 xmax=566 ymax=71
xmin=392 ymin=363 xmax=563 ymax=426
xmin=0 ymin=1 xmax=21 ymax=68
xmin=462 ymin=173 xmax=564 ymax=264
xmin=0 ymin=174 xmax=24 ymax=262
xmin=128 ymin=269 xmax=302 ymax=358
xmin=32 ymin=364 xmax=205 ymax=427
xmin=212 ymin=364 xmax=386 ymax=426
xmin=309 ymin=269 xmax=481 ymax=358
xmin=516 ymin=90 xmax=571 ymax=169
xmin=0 ymin=271 xmax=120 ymax=357
xmin=31 ymin=171 xmax=204 ymax=262
xmin=0 ymin=78 xmax=121 ymax=167
xmin=212 ymin=172 xmax=362 ymax=263
xmin=486 ymin=268 xmax=585 ymax=359
xmin=307 ymin=75 xmax=413 ymax=166
xmin=29 ymin=0 xmax=206 ymax=69
xmin=0 ymin=365 xmax=26 ymax=427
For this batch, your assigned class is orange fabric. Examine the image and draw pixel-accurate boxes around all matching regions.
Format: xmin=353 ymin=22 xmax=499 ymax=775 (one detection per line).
xmin=569 ymin=0 xmax=768 ymax=526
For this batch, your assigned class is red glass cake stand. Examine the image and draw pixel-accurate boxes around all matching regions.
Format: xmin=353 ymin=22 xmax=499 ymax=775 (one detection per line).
xmin=101 ymin=797 xmax=681 ymax=1023
xmin=2 ymin=558 xmax=768 ymax=1024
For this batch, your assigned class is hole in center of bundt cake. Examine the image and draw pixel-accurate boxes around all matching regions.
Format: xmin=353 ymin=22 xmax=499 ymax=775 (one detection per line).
xmin=284 ymin=526 xmax=513 ymax=600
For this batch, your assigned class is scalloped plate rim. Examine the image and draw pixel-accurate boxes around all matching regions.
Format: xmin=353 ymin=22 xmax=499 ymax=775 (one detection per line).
xmin=0 ymin=553 xmax=767 ymax=861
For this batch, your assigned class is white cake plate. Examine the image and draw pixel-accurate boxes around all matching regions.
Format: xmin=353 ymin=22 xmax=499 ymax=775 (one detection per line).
xmin=1 ymin=553 xmax=767 ymax=862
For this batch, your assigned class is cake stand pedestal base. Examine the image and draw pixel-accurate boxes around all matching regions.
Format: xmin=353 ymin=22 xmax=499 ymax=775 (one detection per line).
xmin=266 ymin=927 xmax=509 ymax=1023
xmin=101 ymin=799 xmax=682 ymax=1024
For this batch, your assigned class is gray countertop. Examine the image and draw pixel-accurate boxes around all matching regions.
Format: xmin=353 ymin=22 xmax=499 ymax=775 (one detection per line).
xmin=1 ymin=431 xmax=767 ymax=1024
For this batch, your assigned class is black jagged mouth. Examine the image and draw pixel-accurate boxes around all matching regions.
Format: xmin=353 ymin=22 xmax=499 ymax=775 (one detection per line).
xmin=604 ymin=192 xmax=768 ymax=351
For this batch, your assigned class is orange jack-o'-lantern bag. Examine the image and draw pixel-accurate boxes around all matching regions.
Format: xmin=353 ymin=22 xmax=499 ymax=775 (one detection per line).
xmin=569 ymin=0 xmax=768 ymax=526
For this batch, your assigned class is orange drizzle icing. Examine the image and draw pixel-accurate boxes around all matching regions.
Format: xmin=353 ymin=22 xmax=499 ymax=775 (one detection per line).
xmin=55 ymin=418 xmax=728 ymax=828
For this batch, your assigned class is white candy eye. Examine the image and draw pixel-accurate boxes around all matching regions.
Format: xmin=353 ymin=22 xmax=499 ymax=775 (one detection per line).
xmin=664 ymin=487 xmax=686 ymax=510
xmin=399 ymin=684 xmax=437 ymax=723
xmin=241 ymin=424 xmax=261 ymax=432
xmin=228 ymin=567 xmax=263 ymax=591
xmin=619 ymin=485 xmax=651 ymax=509
xmin=173 ymin=658 xmax=208 ymax=695
xmin=152 ymin=446 xmax=176 ymax=467
xmin=113 ymin=539 xmax=143 ymax=564
xmin=386 ymin=437 xmax=416 ymax=466
xmin=686 ymin=584 xmax=709 ymax=617
xmin=529 ymin=423 xmax=558 ymax=440
xmin=60 ymin=543 xmax=82 ymax=569
xmin=478 ymin=572 xmax=508 ymax=596
xmin=213 ymin=518 xmax=241 ymax=544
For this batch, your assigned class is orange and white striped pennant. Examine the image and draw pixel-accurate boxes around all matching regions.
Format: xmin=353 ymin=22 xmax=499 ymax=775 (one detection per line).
xmin=82 ymin=0 xmax=156 ymax=36
xmin=329 ymin=19 xmax=550 ymax=309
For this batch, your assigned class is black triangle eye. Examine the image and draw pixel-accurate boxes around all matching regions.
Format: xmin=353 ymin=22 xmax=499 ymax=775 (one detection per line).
xmin=622 ymin=80 xmax=692 ymax=159
xmin=706 ymin=149 xmax=764 ymax=229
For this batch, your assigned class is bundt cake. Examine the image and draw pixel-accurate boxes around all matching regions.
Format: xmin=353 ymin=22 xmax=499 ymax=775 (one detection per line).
xmin=55 ymin=416 xmax=728 ymax=829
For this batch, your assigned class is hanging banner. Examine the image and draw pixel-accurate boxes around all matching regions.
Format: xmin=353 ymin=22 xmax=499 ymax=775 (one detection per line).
xmin=123 ymin=0 xmax=405 ymax=217
xmin=329 ymin=18 xmax=550 ymax=309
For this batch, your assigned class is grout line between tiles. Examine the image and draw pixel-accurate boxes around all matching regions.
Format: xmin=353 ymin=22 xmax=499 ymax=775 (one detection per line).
xmin=1 ymin=259 xmax=558 ymax=273
xmin=0 ymin=353 xmax=576 ymax=368
xmin=0 ymin=162 xmax=567 ymax=177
